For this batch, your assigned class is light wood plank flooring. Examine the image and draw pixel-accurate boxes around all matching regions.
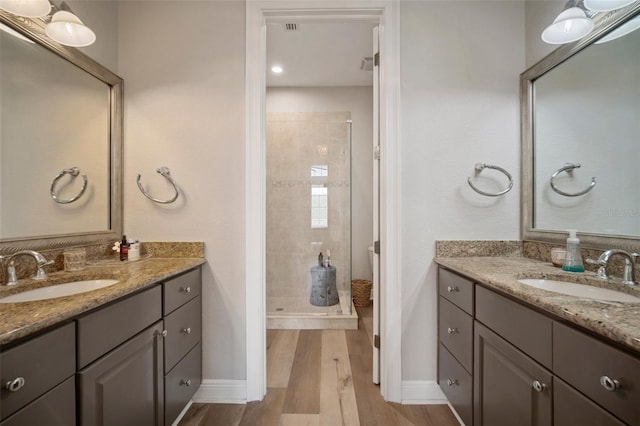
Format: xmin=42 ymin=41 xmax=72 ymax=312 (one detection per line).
xmin=179 ymin=306 xmax=458 ymax=426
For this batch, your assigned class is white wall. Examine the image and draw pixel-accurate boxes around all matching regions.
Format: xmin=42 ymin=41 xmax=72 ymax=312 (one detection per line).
xmin=400 ymin=1 xmax=524 ymax=381
xmin=117 ymin=1 xmax=246 ymax=381
xmin=68 ymin=0 xmax=119 ymax=71
xmin=267 ymin=87 xmax=374 ymax=281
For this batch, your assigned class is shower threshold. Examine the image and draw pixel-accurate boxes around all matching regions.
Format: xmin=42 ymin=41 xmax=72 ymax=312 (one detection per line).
xmin=267 ymin=290 xmax=358 ymax=330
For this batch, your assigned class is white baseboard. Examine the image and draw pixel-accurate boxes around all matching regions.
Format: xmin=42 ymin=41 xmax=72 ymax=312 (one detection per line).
xmin=192 ymin=379 xmax=247 ymax=404
xmin=401 ymin=380 xmax=448 ymax=405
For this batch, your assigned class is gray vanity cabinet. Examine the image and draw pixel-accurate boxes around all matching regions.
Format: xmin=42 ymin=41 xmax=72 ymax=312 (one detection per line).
xmin=0 ymin=322 xmax=76 ymax=425
xmin=438 ymin=265 xmax=640 ymax=426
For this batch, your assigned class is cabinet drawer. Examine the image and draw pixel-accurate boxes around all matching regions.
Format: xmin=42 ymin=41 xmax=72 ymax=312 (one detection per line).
xmin=554 ymin=378 xmax=624 ymax=426
xmin=77 ymin=285 xmax=162 ymax=369
xmin=438 ymin=268 xmax=474 ymax=315
xmin=438 ymin=343 xmax=472 ymax=426
xmin=0 ymin=377 xmax=75 ymax=426
xmin=0 ymin=322 xmax=75 ymax=420
xmin=164 ymin=268 xmax=201 ymax=315
xmin=475 ymin=285 xmax=552 ymax=369
xmin=439 ymin=297 xmax=473 ymax=372
xmin=165 ymin=342 xmax=202 ymax=425
xmin=164 ymin=295 xmax=201 ymax=373
xmin=553 ymin=321 xmax=640 ymax=426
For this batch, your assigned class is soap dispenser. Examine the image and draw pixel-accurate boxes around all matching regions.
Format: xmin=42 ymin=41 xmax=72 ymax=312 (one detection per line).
xmin=562 ymin=229 xmax=585 ymax=272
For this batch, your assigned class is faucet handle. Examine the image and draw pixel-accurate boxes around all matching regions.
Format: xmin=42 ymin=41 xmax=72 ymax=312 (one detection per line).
xmin=631 ymin=253 xmax=639 ymax=264
xmin=586 ymin=258 xmax=609 ymax=280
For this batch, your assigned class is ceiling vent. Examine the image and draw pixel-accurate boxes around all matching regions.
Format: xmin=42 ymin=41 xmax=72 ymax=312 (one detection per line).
xmin=360 ymin=57 xmax=374 ymax=71
xmin=284 ymin=23 xmax=298 ymax=31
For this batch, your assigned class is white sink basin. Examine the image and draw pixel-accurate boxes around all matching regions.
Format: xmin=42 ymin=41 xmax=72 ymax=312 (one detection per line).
xmin=518 ymin=279 xmax=640 ymax=303
xmin=0 ymin=279 xmax=119 ymax=303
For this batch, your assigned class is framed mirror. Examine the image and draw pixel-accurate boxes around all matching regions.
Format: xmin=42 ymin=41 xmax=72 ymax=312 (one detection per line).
xmin=521 ymin=2 xmax=640 ymax=250
xmin=0 ymin=11 xmax=122 ymax=251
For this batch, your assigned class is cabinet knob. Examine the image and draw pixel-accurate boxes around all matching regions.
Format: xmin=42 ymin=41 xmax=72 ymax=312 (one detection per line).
xmin=180 ymin=379 xmax=192 ymax=387
xmin=181 ymin=327 xmax=192 ymax=335
xmin=180 ymin=286 xmax=191 ymax=294
xmin=532 ymin=380 xmax=546 ymax=392
xmin=446 ymin=379 xmax=458 ymax=386
xmin=447 ymin=327 xmax=459 ymax=335
xmin=155 ymin=329 xmax=168 ymax=338
xmin=600 ymin=376 xmax=621 ymax=392
xmin=447 ymin=286 xmax=459 ymax=293
xmin=5 ymin=377 xmax=25 ymax=392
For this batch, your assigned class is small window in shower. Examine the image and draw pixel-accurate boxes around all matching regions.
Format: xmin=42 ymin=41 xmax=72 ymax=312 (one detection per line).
xmin=311 ymin=185 xmax=328 ymax=228
xmin=311 ymin=165 xmax=328 ymax=177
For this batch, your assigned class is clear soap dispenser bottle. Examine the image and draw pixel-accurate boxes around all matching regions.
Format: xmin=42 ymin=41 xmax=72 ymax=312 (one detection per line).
xmin=562 ymin=229 xmax=585 ymax=272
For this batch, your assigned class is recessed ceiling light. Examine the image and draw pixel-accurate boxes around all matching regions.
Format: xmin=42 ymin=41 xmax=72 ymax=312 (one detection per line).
xmin=271 ymin=65 xmax=283 ymax=74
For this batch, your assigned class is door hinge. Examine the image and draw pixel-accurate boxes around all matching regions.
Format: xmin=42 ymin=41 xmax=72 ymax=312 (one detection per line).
xmin=374 ymin=241 xmax=380 ymax=255
xmin=374 ymin=52 xmax=380 ymax=67
xmin=374 ymin=145 xmax=381 ymax=160
xmin=374 ymin=334 xmax=380 ymax=349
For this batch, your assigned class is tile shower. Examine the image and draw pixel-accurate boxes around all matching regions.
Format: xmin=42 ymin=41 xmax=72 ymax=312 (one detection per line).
xmin=266 ymin=112 xmax=357 ymax=329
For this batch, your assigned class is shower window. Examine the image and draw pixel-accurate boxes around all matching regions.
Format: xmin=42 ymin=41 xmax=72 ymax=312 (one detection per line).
xmin=311 ymin=185 xmax=328 ymax=228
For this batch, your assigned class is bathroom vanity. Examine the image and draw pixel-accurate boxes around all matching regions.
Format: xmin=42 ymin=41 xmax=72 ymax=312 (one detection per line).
xmin=0 ymin=258 xmax=204 ymax=426
xmin=435 ymin=257 xmax=640 ymax=426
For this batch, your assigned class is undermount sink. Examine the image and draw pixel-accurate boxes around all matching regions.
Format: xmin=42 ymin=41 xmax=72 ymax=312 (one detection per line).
xmin=0 ymin=279 xmax=119 ymax=303
xmin=517 ymin=279 xmax=640 ymax=303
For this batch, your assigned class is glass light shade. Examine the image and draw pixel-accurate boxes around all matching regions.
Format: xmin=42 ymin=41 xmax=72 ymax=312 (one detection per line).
xmin=45 ymin=10 xmax=95 ymax=47
xmin=595 ymin=15 xmax=640 ymax=43
xmin=584 ymin=0 xmax=636 ymax=12
xmin=0 ymin=0 xmax=50 ymax=18
xmin=541 ymin=7 xmax=595 ymax=44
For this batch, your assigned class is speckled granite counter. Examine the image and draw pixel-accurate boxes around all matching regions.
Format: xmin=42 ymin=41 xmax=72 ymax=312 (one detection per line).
xmin=434 ymin=256 xmax=640 ymax=354
xmin=0 ymin=257 xmax=205 ymax=346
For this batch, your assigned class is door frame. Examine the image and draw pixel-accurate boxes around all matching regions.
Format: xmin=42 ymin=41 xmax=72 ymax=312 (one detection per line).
xmin=245 ymin=0 xmax=402 ymax=403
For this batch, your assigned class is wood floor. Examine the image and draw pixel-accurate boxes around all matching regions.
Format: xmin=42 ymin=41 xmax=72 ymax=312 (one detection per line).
xmin=179 ymin=306 xmax=459 ymax=426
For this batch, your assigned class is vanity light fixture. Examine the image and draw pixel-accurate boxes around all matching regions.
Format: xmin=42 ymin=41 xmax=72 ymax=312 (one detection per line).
xmin=271 ymin=65 xmax=283 ymax=74
xmin=45 ymin=8 xmax=95 ymax=47
xmin=0 ymin=0 xmax=95 ymax=47
xmin=0 ymin=0 xmax=50 ymax=18
xmin=542 ymin=0 xmax=594 ymax=44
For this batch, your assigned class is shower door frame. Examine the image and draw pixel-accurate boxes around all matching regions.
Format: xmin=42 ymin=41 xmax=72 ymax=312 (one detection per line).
xmin=245 ymin=0 xmax=401 ymax=403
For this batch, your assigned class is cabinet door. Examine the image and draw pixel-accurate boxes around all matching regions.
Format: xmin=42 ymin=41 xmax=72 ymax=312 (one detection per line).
xmin=78 ymin=321 xmax=164 ymax=426
xmin=474 ymin=322 xmax=552 ymax=426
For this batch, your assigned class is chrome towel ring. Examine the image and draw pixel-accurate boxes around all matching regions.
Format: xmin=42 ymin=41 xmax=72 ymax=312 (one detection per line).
xmin=550 ymin=163 xmax=596 ymax=197
xmin=467 ymin=163 xmax=513 ymax=197
xmin=137 ymin=166 xmax=179 ymax=204
xmin=50 ymin=167 xmax=88 ymax=204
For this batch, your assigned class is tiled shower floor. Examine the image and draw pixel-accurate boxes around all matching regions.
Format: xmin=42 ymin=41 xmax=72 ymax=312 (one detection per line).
xmin=266 ymin=290 xmax=358 ymax=329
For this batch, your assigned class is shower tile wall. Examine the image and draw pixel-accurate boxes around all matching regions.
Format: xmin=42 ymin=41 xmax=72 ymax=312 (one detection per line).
xmin=266 ymin=112 xmax=351 ymax=307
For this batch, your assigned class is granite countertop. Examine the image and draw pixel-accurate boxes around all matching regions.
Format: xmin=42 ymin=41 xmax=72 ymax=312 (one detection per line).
xmin=434 ymin=256 xmax=640 ymax=354
xmin=0 ymin=257 xmax=206 ymax=346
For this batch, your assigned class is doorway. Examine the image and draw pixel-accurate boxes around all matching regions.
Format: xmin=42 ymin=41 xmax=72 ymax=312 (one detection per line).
xmin=245 ymin=0 xmax=401 ymax=403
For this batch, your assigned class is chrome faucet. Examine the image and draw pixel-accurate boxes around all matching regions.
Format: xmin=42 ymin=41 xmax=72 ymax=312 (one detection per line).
xmin=596 ymin=249 xmax=639 ymax=286
xmin=4 ymin=250 xmax=53 ymax=286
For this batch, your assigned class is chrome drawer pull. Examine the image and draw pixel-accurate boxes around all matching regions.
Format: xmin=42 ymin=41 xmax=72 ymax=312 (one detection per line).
xmin=5 ymin=377 xmax=25 ymax=392
xmin=532 ymin=380 xmax=546 ymax=392
xmin=180 ymin=379 xmax=192 ymax=387
xmin=180 ymin=286 xmax=191 ymax=294
xmin=446 ymin=286 xmax=459 ymax=293
xmin=600 ymin=376 xmax=620 ymax=392
xmin=446 ymin=379 xmax=458 ymax=386
xmin=181 ymin=327 xmax=192 ymax=335
xmin=447 ymin=327 xmax=459 ymax=335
